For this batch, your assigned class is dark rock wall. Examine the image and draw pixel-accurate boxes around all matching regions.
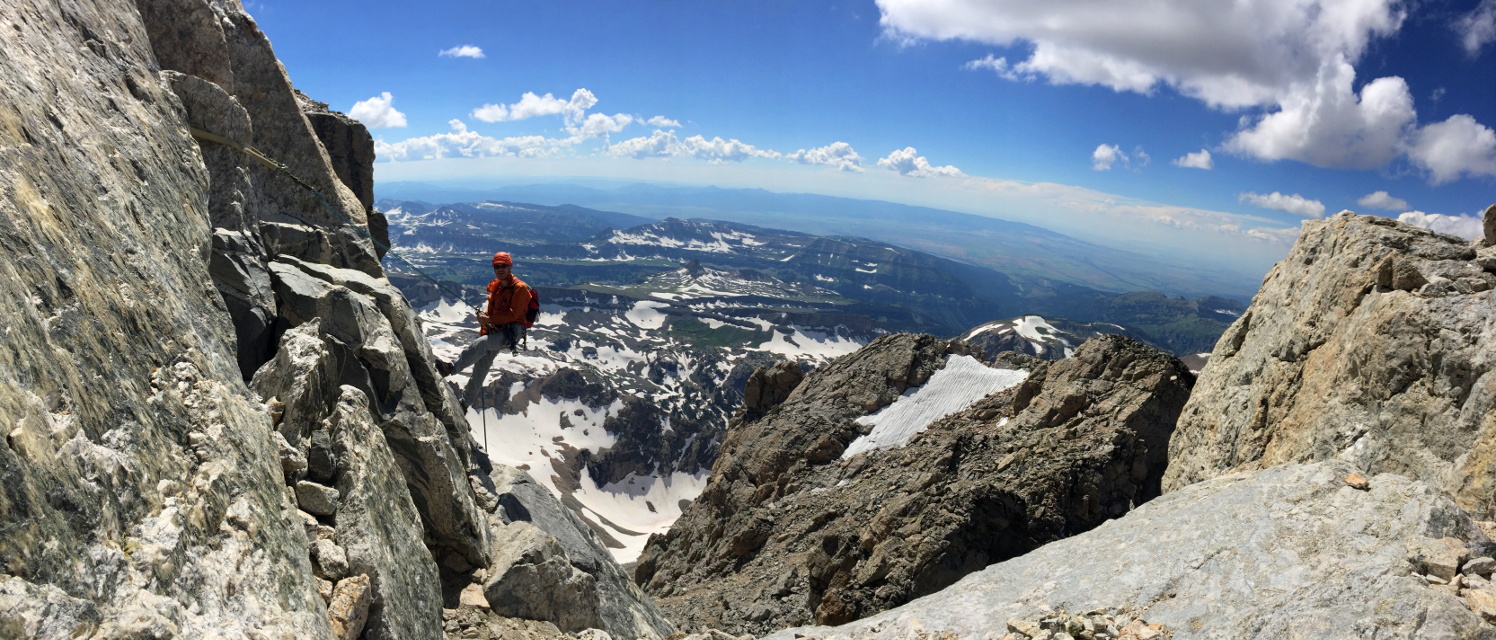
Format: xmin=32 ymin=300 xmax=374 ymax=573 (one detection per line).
xmin=636 ymin=334 xmax=1193 ymax=635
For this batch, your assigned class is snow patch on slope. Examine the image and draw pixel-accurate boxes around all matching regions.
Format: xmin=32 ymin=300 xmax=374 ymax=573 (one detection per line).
xmin=577 ymin=468 xmax=711 ymax=563
xmin=625 ymin=300 xmax=670 ymax=329
xmin=842 ymin=355 xmax=1027 ymax=459
xmin=756 ymin=327 xmax=863 ymax=359
xmin=1013 ymin=315 xmax=1059 ymax=341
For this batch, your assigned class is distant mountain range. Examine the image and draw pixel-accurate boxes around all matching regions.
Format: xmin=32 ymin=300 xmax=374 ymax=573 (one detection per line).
xmin=376 ymin=181 xmax=1261 ymax=300
xmin=378 ymin=198 xmax=1244 ymax=354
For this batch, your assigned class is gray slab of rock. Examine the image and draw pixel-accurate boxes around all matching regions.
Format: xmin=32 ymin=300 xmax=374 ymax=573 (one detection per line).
xmin=0 ymin=5 xmax=334 ymax=633
xmin=296 ymin=481 xmax=341 ymax=516
xmin=1164 ymin=212 xmax=1496 ymax=513
xmin=1408 ymin=537 xmax=1468 ymax=581
xmin=483 ymin=520 xmax=604 ymax=632
xmin=763 ymin=462 xmax=1493 ymax=640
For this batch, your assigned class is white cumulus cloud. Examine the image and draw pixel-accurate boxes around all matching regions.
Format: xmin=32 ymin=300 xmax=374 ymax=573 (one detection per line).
xmin=882 ymin=0 xmax=1496 ymax=182
xmin=1356 ymin=190 xmax=1408 ymax=211
xmin=375 ymin=119 xmax=553 ymax=160
xmin=645 ymin=116 xmax=681 ymax=127
xmin=575 ymin=113 xmax=634 ymax=141
xmin=1092 ymin=144 xmax=1147 ymax=171
xmin=471 ymin=104 xmax=509 ymax=122
xmin=1093 ymin=144 xmax=1123 ymax=171
xmin=1239 ymin=191 xmax=1325 ymax=218
xmin=1398 ymin=211 xmax=1485 ymax=240
xmin=1225 ymin=59 xmax=1413 ymax=170
xmin=788 ymin=142 xmax=864 ymax=172
xmin=439 ymin=45 xmax=484 ymax=59
xmin=878 ymin=147 xmax=964 ymax=177
xmin=608 ymin=130 xmax=680 ymax=158
xmin=1457 ymin=0 xmax=1496 ymax=56
xmin=471 ymin=89 xmax=599 ymax=123
xmin=1408 ymin=114 xmax=1496 ymax=185
xmin=1172 ymin=149 xmax=1213 ymax=170
xmin=681 ymin=135 xmax=780 ymax=163
xmin=348 ymin=92 xmax=407 ymax=128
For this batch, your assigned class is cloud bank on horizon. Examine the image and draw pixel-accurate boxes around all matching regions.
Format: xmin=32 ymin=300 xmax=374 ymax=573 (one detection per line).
xmin=310 ymin=0 xmax=1494 ymax=268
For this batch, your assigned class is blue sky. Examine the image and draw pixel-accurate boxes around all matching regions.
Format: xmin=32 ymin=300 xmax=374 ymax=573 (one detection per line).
xmin=247 ymin=0 xmax=1496 ymax=275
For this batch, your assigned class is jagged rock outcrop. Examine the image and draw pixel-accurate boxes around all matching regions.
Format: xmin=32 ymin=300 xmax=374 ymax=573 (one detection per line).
xmin=636 ymin=334 xmax=1193 ymax=635
xmin=1 ymin=0 xmax=674 ymax=638
xmin=1163 ymin=211 xmax=1496 ymax=514
xmin=296 ymin=90 xmax=389 ymax=259
xmin=296 ymin=91 xmax=375 ymax=215
xmin=765 ymin=462 xmax=1495 ymax=640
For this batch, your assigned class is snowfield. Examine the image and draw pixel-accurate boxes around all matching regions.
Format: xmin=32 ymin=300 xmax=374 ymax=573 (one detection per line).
xmin=842 ymin=355 xmax=1028 ymax=459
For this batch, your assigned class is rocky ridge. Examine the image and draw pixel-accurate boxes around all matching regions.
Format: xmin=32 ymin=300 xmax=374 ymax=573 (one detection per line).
xmin=1164 ymin=210 xmax=1496 ymax=513
xmin=764 ymin=462 xmax=1495 ymax=640
xmin=0 ymin=0 xmax=669 ymax=638
xmin=636 ymin=334 xmax=1194 ymax=635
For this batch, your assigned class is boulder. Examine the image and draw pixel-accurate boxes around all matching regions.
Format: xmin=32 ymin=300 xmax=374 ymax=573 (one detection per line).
xmin=487 ymin=466 xmax=676 ymax=639
xmin=295 ymin=480 xmax=341 ymax=516
xmin=328 ymin=574 xmax=373 ymax=640
xmin=765 ymin=462 xmax=1494 ymax=640
xmin=1163 ymin=212 xmax=1496 ymax=512
xmin=638 ymin=334 xmax=1193 ymax=635
xmin=483 ymin=520 xmax=605 ymax=632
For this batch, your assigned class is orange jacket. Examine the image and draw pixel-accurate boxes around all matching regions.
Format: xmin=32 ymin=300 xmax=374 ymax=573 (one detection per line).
xmin=481 ymin=276 xmax=532 ymax=335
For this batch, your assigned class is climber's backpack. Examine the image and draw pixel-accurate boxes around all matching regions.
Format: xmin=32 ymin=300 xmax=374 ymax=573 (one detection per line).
xmin=523 ymin=288 xmax=539 ymax=328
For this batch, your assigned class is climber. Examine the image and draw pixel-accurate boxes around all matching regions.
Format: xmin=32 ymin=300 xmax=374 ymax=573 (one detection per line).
xmin=439 ymin=251 xmax=534 ymax=405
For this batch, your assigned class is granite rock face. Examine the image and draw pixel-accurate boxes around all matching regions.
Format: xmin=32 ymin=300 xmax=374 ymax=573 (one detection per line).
xmin=1163 ymin=211 xmax=1496 ymax=513
xmin=766 ymin=462 xmax=1495 ymax=640
xmin=637 ymin=334 xmax=1193 ymax=635
xmin=2 ymin=0 xmax=674 ymax=637
xmin=0 ymin=0 xmax=330 ymax=636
